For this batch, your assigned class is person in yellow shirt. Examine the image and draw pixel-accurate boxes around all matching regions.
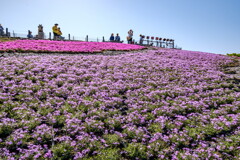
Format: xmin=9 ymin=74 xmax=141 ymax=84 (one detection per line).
xmin=57 ymin=27 xmax=64 ymax=40
xmin=52 ymin=23 xmax=58 ymax=40
xmin=57 ymin=27 xmax=62 ymax=36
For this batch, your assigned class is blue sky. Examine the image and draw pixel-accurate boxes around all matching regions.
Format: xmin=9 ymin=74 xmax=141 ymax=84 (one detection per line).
xmin=1 ymin=0 xmax=240 ymax=54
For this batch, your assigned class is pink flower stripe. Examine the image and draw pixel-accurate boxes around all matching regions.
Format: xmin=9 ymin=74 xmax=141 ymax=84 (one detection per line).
xmin=0 ymin=40 xmax=145 ymax=53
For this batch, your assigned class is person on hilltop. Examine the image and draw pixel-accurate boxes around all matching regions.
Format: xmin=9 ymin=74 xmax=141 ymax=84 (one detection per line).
xmin=139 ymin=34 xmax=144 ymax=45
xmin=52 ymin=23 xmax=59 ymax=40
xmin=127 ymin=29 xmax=133 ymax=44
xmin=57 ymin=27 xmax=65 ymax=40
xmin=27 ymin=30 xmax=33 ymax=39
xmin=0 ymin=24 xmax=4 ymax=36
xmin=115 ymin=33 xmax=121 ymax=42
xmin=109 ymin=33 xmax=114 ymax=41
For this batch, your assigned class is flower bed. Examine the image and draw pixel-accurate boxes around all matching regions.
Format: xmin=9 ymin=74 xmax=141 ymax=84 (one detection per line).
xmin=0 ymin=40 xmax=145 ymax=53
xmin=0 ymin=49 xmax=239 ymax=159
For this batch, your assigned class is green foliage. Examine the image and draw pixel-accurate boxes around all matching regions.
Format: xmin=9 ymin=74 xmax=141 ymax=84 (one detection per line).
xmin=77 ymin=104 xmax=89 ymax=113
xmin=14 ymin=69 xmax=25 ymax=75
xmin=0 ymin=102 xmax=18 ymax=118
xmin=52 ymin=142 xmax=74 ymax=160
xmin=186 ymin=127 xmax=201 ymax=140
xmin=124 ymin=143 xmax=147 ymax=159
xmin=224 ymin=70 xmax=237 ymax=74
xmin=0 ymin=125 xmax=13 ymax=138
xmin=149 ymin=123 xmax=163 ymax=133
xmin=53 ymin=115 xmax=66 ymax=128
xmin=31 ymin=85 xmax=41 ymax=93
xmin=221 ymin=59 xmax=239 ymax=68
xmin=55 ymin=91 xmax=68 ymax=99
xmin=220 ymin=135 xmax=240 ymax=157
xmin=227 ymin=53 xmax=240 ymax=57
xmin=25 ymin=119 xmax=41 ymax=131
xmin=29 ymin=76 xmax=37 ymax=83
xmin=61 ymin=102 xmax=75 ymax=113
xmin=93 ymin=148 xmax=121 ymax=160
xmin=38 ymin=106 xmax=54 ymax=116
xmin=84 ymin=120 xmax=104 ymax=134
xmin=103 ymin=134 xmax=122 ymax=147
xmin=14 ymin=94 xmax=28 ymax=101
xmin=39 ymin=91 xmax=48 ymax=101
xmin=148 ymin=140 xmax=169 ymax=156
xmin=104 ymin=117 xmax=122 ymax=131
xmin=56 ymin=80 xmax=64 ymax=87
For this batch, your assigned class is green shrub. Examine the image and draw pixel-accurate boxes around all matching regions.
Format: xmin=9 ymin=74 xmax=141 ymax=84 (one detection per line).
xmin=0 ymin=125 xmax=13 ymax=138
xmin=52 ymin=142 xmax=74 ymax=160
xmin=148 ymin=123 xmax=163 ymax=133
xmin=94 ymin=148 xmax=121 ymax=160
xmin=227 ymin=53 xmax=240 ymax=57
xmin=124 ymin=143 xmax=147 ymax=159
xmin=103 ymin=134 xmax=122 ymax=147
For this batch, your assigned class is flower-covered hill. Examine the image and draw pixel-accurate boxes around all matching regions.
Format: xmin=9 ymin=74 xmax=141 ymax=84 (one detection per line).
xmin=0 ymin=40 xmax=145 ymax=53
xmin=0 ymin=48 xmax=239 ymax=159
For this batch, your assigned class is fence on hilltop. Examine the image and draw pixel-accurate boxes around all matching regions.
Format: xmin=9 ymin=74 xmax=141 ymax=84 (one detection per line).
xmin=1 ymin=27 xmax=182 ymax=49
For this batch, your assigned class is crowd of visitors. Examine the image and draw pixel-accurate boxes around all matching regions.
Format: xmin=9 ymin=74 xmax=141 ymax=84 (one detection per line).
xmin=109 ymin=33 xmax=121 ymax=42
xmin=108 ymin=30 xmax=135 ymax=44
xmin=0 ymin=23 xmax=146 ymax=45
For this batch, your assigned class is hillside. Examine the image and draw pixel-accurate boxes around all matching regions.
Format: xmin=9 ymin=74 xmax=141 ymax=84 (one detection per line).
xmin=0 ymin=40 xmax=239 ymax=159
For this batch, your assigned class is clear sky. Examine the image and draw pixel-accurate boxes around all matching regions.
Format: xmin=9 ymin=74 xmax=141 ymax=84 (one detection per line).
xmin=1 ymin=0 xmax=240 ymax=54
